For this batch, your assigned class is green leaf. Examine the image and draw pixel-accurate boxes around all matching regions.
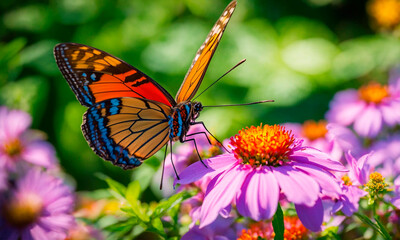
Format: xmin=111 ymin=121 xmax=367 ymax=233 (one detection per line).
xmin=374 ymin=216 xmax=392 ymax=240
xmin=126 ymin=181 xmax=149 ymax=222
xmin=104 ymin=177 xmax=126 ymax=198
xmin=150 ymin=217 xmax=165 ymax=235
xmin=152 ymin=190 xmax=190 ymax=218
xmin=104 ymin=219 xmax=138 ymax=232
xmin=272 ymin=204 xmax=284 ymax=240
xmin=354 ymin=213 xmax=392 ymax=240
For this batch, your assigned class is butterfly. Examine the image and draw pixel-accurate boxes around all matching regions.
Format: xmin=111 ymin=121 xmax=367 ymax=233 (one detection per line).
xmin=54 ymin=1 xmax=237 ymax=169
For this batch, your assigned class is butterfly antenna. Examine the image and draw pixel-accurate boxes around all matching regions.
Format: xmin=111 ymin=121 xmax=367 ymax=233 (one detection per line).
xmin=159 ymin=142 xmax=169 ymax=190
xmin=192 ymin=59 xmax=246 ymax=101
xmin=203 ymin=100 xmax=274 ymax=108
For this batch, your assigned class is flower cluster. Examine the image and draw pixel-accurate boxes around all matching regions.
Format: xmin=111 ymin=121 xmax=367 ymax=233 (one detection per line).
xmin=0 ymin=107 xmax=76 ymax=240
xmin=170 ymin=68 xmax=400 ymax=238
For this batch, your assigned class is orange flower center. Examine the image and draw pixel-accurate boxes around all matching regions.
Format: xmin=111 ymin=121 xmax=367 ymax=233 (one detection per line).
xmin=237 ymin=216 xmax=309 ymax=240
xmin=2 ymin=192 xmax=43 ymax=228
xmin=342 ymin=175 xmax=353 ymax=186
xmin=230 ymin=124 xmax=295 ymax=167
xmin=4 ymin=139 xmax=23 ymax=157
xmin=368 ymin=0 xmax=400 ymax=28
xmin=301 ymin=120 xmax=328 ymax=141
xmin=358 ymin=82 xmax=389 ymax=104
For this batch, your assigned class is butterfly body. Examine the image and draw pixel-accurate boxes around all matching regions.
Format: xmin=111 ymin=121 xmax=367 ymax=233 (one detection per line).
xmin=168 ymin=101 xmax=203 ymax=142
xmin=54 ymin=1 xmax=237 ymax=169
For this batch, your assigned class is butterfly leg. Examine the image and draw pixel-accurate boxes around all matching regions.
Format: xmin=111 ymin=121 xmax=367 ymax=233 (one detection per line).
xmin=181 ymin=137 xmax=208 ymax=168
xmin=160 ymin=142 xmax=169 ymax=190
xmin=169 ymin=140 xmax=180 ymax=180
xmin=190 ymin=121 xmax=229 ymax=153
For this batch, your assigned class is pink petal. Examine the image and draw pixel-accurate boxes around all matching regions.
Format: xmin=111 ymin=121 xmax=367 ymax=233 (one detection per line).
xmin=381 ymin=101 xmax=400 ymax=126
xmin=327 ymin=123 xmax=361 ymax=152
xmin=273 ymin=165 xmax=320 ymax=207
xmin=353 ymin=105 xmax=382 ymax=137
xmin=199 ymin=165 xmax=248 ymax=228
xmin=290 ymin=149 xmax=347 ymax=172
xmin=21 ymin=141 xmax=57 ymax=168
xmin=326 ymin=90 xmax=365 ymax=125
xmin=236 ymin=167 xmax=279 ymax=221
xmin=295 ymin=198 xmax=323 ymax=232
xmin=175 ymin=154 xmax=237 ymax=185
xmin=293 ymin=163 xmax=342 ymax=197
xmin=0 ymin=108 xmax=32 ymax=141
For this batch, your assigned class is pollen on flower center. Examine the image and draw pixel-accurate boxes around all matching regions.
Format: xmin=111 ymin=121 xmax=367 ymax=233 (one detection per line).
xmin=358 ymin=82 xmax=389 ymax=104
xmin=301 ymin=120 xmax=328 ymax=141
xmin=4 ymin=139 xmax=23 ymax=156
xmin=342 ymin=175 xmax=353 ymax=186
xmin=2 ymin=192 xmax=44 ymax=228
xmin=230 ymin=124 xmax=295 ymax=167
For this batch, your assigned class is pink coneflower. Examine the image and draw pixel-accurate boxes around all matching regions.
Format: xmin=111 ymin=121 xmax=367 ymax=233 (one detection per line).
xmin=326 ymin=75 xmax=400 ymax=138
xmin=284 ymin=120 xmax=342 ymax=161
xmin=0 ymin=169 xmax=75 ymax=240
xmin=0 ymin=107 xmax=57 ymax=170
xmin=176 ymin=124 xmax=347 ymax=231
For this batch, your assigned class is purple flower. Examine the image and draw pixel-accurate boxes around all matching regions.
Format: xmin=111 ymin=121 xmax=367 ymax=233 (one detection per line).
xmin=326 ymin=123 xmax=365 ymax=158
xmin=368 ymin=135 xmax=400 ymax=178
xmin=284 ymin=120 xmax=342 ymax=161
xmin=0 ymin=168 xmax=75 ymax=240
xmin=326 ymin=75 xmax=400 ymax=138
xmin=0 ymin=107 xmax=57 ymax=170
xmin=176 ymin=124 xmax=347 ymax=232
xmin=323 ymin=152 xmax=369 ymax=218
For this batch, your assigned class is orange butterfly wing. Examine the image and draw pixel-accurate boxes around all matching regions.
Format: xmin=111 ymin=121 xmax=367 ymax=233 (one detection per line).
xmin=175 ymin=0 xmax=237 ymax=103
xmin=81 ymin=97 xmax=172 ymax=169
xmin=54 ymin=43 xmax=176 ymax=107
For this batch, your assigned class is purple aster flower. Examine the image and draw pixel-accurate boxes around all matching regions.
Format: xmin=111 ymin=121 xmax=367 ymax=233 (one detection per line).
xmin=323 ymin=152 xmax=369 ymax=218
xmin=0 ymin=168 xmax=75 ymax=240
xmin=176 ymin=124 xmax=347 ymax=232
xmin=368 ymin=135 xmax=400 ymax=178
xmin=0 ymin=107 xmax=57 ymax=170
xmin=326 ymin=74 xmax=400 ymax=138
xmin=284 ymin=120 xmax=342 ymax=161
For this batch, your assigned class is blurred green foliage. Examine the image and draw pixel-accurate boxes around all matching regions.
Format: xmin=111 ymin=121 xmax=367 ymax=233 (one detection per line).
xmin=1 ymin=0 xmax=399 ymax=191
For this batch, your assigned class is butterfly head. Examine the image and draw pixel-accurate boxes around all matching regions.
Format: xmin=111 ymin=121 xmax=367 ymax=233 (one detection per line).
xmin=191 ymin=101 xmax=203 ymax=120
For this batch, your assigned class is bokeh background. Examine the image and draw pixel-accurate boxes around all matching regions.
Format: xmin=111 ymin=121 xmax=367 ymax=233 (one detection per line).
xmin=1 ymin=0 xmax=399 ymax=191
